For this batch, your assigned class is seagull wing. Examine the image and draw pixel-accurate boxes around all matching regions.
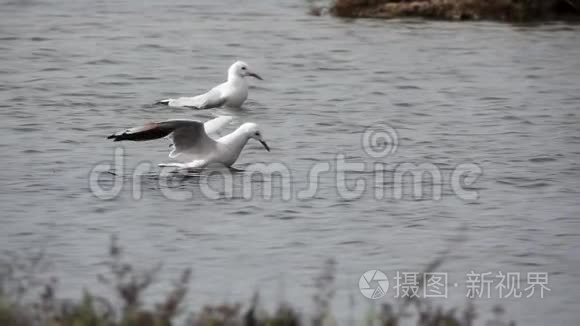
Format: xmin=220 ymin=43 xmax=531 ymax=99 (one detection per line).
xmin=107 ymin=119 xmax=218 ymax=161
xmin=107 ymin=121 xmax=176 ymax=142
xmin=204 ymin=115 xmax=233 ymax=139
xmin=165 ymin=116 xmax=232 ymax=149
xmin=161 ymin=86 xmax=226 ymax=110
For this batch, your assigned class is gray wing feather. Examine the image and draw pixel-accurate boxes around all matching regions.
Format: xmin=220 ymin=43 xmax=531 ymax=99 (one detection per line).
xmin=185 ymin=88 xmax=226 ymax=110
xmin=164 ymin=88 xmax=226 ymax=110
xmin=107 ymin=122 xmax=174 ymax=142
xmin=161 ymin=120 xmax=217 ymax=159
xmin=108 ymin=119 xmax=217 ymax=161
xmin=204 ymin=115 xmax=233 ymax=138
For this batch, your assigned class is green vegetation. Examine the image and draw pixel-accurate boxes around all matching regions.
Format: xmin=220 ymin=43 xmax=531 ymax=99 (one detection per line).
xmin=310 ymin=0 xmax=580 ymax=21
xmin=0 ymin=237 xmax=515 ymax=326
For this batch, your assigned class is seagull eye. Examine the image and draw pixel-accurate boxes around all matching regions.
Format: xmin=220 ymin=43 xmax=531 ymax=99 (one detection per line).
xmin=255 ymin=132 xmax=260 ymax=136
xmin=241 ymin=67 xmax=246 ymax=70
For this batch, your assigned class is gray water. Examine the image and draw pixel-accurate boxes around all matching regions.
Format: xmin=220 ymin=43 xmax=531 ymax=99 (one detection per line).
xmin=1 ymin=0 xmax=580 ymax=324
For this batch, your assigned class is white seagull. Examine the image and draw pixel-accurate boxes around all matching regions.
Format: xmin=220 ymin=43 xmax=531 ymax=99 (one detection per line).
xmin=156 ymin=61 xmax=263 ymax=109
xmin=107 ymin=116 xmax=270 ymax=169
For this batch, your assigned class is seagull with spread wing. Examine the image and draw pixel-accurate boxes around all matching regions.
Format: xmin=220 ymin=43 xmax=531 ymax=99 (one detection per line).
xmin=107 ymin=116 xmax=270 ymax=169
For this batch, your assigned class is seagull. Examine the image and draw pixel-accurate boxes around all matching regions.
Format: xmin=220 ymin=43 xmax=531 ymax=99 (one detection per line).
xmin=156 ymin=61 xmax=263 ymax=109
xmin=107 ymin=116 xmax=270 ymax=169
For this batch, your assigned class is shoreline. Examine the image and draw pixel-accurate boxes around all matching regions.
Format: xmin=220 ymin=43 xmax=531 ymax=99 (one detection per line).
xmin=322 ymin=0 xmax=580 ymax=22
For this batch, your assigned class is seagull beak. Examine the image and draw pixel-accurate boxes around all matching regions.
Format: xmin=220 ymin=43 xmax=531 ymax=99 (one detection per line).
xmin=248 ymin=72 xmax=263 ymax=80
xmin=259 ymin=140 xmax=270 ymax=152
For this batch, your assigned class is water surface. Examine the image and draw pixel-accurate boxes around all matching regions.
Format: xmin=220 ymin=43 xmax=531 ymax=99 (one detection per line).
xmin=1 ymin=1 xmax=579 ymax=324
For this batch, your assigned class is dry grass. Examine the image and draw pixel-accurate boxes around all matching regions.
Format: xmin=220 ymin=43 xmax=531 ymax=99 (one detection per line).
xmin=0 ymin=237 xmax=516 ymax=326
xmin=325 ymin=0 xmax=580 ymax=21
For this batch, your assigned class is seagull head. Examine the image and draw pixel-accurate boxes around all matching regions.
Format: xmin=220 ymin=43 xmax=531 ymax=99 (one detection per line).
xmin=242 ymin=122 xmax=270 ymax=152
xmin=229 ymin=61 xmax=263 ymax=81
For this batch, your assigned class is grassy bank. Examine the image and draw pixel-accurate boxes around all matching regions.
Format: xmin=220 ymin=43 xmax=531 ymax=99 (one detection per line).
xmin=0 ymin=237 xmax=515 ymax=326
xmin=318 ymin=0 xmax=580 ymax=21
